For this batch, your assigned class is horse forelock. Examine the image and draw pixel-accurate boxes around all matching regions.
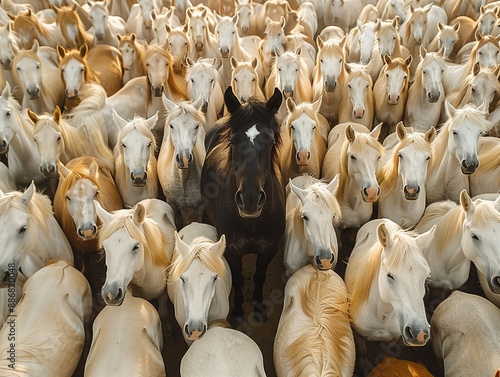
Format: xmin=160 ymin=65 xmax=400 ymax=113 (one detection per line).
xmin=58 ymin=160 xmax=101 ymax=200
xmin=167 ymin=236 xmax=227 ymax=284
xmin=468 ymin=199 xmax=500 ymax=228
xmin=285 ymin=269 xmax=352 ymax=375
xmin=0 ymin=190 xmax=53 ymax=233
xmin=59 ymin=50 xmax=92 ymax=83
xmin=14 ymin=11 xmax=45 ymax=37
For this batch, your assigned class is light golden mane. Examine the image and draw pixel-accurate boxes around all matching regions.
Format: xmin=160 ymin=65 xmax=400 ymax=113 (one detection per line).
xmin=468 ymin=199 xmax=500 ymax=228
xmin=285 ymin=269 xmax=353 ymax=376
xmin=167 ymin=236 xmax=227 ymax=283
xmin=231 ymin=61 xmax=265 ymax=100
xmin=451 ymin=66 xmax=500 ymax=108
xmin=433 ymin=205 xmax=465 ymax=256
xmin=0 ymin=189 xmax=53 ymax=232
xmin=466 ymin=35 xmax=500 ymax=78
xmin=58 ymin=48 xmax=98 ymax=86
xmin=272 ymin=51 xmax=312 ymax=101
xmin=315 ymin=41 xmax=346 ymax=86
xmin=55 ymin=6 xmax=93 ymax=48
xmin=13 ymin=10 xmax=47 ymax=39
xmin=98 ymin=206 xmax=170 ymax=267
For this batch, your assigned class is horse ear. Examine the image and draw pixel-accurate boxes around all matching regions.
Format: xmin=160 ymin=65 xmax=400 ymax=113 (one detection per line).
xmin=57 ymin=44 xmax=66 ymax=60
xmin=326 ymin=174 xmax=339 ymax=195
xmin=52 ymin=4 xmax=60 ymax=13
xmin=146 ymin=111 xmax=159 ymax=130
xmin=53 ymin=106 xmax=61 ymax=124
xmin=316 ymin=36 xmax=324 ymax=49
xmin=377 ymin=222 xmax=392 ymax=249
xmin=214 ymin=11 xmax=222 ymax=23
xmin=396 ymin=121 xmax=407 ymax=141
xmin=312 ymin=95 xmax=322 ymax=113
xmin=161 ymin=93 xmax=177 ymax=112
xmin=425 ymin=126 xmax=436 ymax=143
xmin=404 ymin=55 xmax=412 ymax=68
xmin=460 ymin=189 xmax=474 ymax=214
xmin=209 ymin=234 xmax=226 ymax=258
xmin=279 ymin=16 xmax=285 ymax=28
xmin=117 ymin=34 xmax=123 ymax=42
xmin=27 ymin=108 xmax=39 ymax=125
xmin=94 ymin=200 xmax=112 ymax=224
xmin=453 ymin=22 xmax=460 ymax=32
xmin=224 ymin=86 xmax=242 ymax=113
xmin=130 ymin=33 xmax=136 ymax=42
xmin=266 ymin=87 xmax=283 ymax=114
xmin=111 ymin=108 xmax=128 ymax=130
xmin=187 ymin=8 xmax=193 ymax=19
xmin=133 ymin=203 xmax=146 ymax=225
xmin=419 ymin=46 xmax=427 ymax=59
xmin=251 ymin=57 xmax=258 ymax=69
xmin=201 ymin=8 xmax=207 ymax=18
xmin=370 ymin=122 xmax=383 ymax=140
xmin=230 ymin=56 xmax=238 ymax=69
xmin=79 ymin=43 xmax=88 ymax=58
xmin=57 ymin=160 xmax=71 ymax=179
xmin=185 ymin=56 xmax=195 ymax=66
xmin=88 ymin=160 xmax=98 ymax=178
xmin=384 ymin=53 xmax=392 ymax=66
xmin=480 ymin=5 xmax=485 ymax=15
xmin=391 ymin=17 xmax=398 ymax=28
xmin=473 ymin=61 xmax=480 ymax=76
xmin=31 ymin=39 xmax=39 ymax=53
xmin=289 ymin=179 xmax=308 ymax=203
xmin=19 ymin=181 xmax=35 ymax=207
xmin=345 ymin=124 xmax=356 ymax=143
xmin=475 ymin=29 xmax=484 ymax=41
xmin=151 ymin=9 xmax=157 ymax=21
xmin=437 ymin=22 xmax=443 ymax=31
xmin=445 ymin=100 xmax=457 ymax=118
xmin=191 ymin=96 xmax=204 ymax=111
xmin=285 ymin=97 xmax=296 ymax=113
xmin=1 ymin=82 xmax=10 ymax=99
xmin=174 ymin=231 xmax=190 ymax=258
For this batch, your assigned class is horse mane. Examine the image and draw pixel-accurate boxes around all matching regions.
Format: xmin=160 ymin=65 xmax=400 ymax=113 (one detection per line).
xmin=143 ymin=45 xmax=187 ymax=102
xmin=32 ymin=114 xmax=90 ymax=159
xmin=285 ymin=101 xmax=329 ymax=140
xmin=413 ymin=53 xmax=447 ymax=95
xmin=13 ymin=10 xmax=46 ymax=39
xmin=6 ymin=91 xmax=33 ymax=136
xmin=119 ymin=33 xmax=146 ymax=67
xmin=468 ymin=199 xmax=500 ymax=227
xmin=98 ymin=205 xmax=170 ymax=267
xmin=115 ymin=118 xmax=158 ymax=188
xmin=272 ymin=51 xmax=312 ymax=101
xmin=314 ymin=40 xmax=345 ymax=85
xmin=466 ymin=35 xmax=500 ymax=76
xmin=337 ymin=131 xmax=384 ymax=199
xmin=433 ymin=205 xmax=465 ymax=255
xmin=377 ymin=133 xmax=433 ymax=199
xmin=55 ymin=6 xmax=93 ymax=48
xmin=59 ymin=48 xmax=98 ymax=85
xmin=285 ymin=269 xmax=353 ymax=376
xmin=205 ymin=99 xmax=283 ymax=185
xmin=167 ymin=236 xmax=227 ymax=283
xmin=0 ymin=188 xmax=53 ymax=233
xmin=348 ymin=226 xmax=420 ymax=316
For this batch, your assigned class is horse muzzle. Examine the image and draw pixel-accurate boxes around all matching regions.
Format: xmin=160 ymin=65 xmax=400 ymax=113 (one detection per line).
xmin=404 ymin=185 xmax=420 ymax=200
xmin=0 ymin=269 xmax=15 ymax=288
xmin=131 ymin=171 xmax=148 ymax=187
xmin=176 ymin=152 xmax=193 ymax=169
xmin=151 ymin=85 xmax=164 ymax=97
xmin=0 ymin=58 xmax=12 ymax=70
xmin=324 ymin=77 xmax=337 ymax=92
xmin=235 ymin=190 xmax=266 ymax=219
xmin=95 ymin=32 xmax=104 ymax=41
xmin=296 ymin=149 xmax=310 ymax=166
xmin=361 ymin=185 xmax=380 ymax=202
xmin=388 ymin=94 xmax=400 ymax=105
xmin=195 ymin=42 xmax=204 ymax=52
xmin=77 ymin=224 xmax=97 ymax=241
xmin=460 ymin=158 xmax=478 ymax=174
xmin=185 ymin=322 xmax=207 ymax=341
xmin=101 ymin=285 xmax=125 ymax=306
xmin=427 ymin=90 xmax=441 ymax=103
xmin=314 ymin=252 xmax=335 ymax=271
xmin=488 ymin=274 xmax=500 ymax=294
xmin=220 ymin=48 xmax=229 ymax=58
xmin=27 ymin=86 xmax=40 ymax=100
xmin=283 ymin=87 xmax=294 ymax=98
xmin=353 ymin=107 xmax=365 ymax=119
xmin=402 ymin=324 xmax=430 ymax=346
xmin=65 ymin=88 xmax=79 ymax=99
xmin=40 ymin=163 xmax=57 ymax=179
xmin=0 ymin=138 xmax=9 ymax=155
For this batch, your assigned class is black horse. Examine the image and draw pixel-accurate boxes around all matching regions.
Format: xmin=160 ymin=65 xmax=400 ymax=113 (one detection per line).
xmin=201 ymin=86 xmax=285 ymax=322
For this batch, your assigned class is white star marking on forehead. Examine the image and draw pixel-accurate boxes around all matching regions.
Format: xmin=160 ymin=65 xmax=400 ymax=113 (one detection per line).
xmin=245 ymin=124 xmax=260 ymax=145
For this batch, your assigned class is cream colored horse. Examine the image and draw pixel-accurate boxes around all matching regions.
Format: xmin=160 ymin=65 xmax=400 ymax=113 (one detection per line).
xmin=85 ymin=291 xmax=166 ymax=377
xmin=0 ymin=162 xmax=15 ymax=192
xmin=0 ymin=261 xmax=91 ymax=376
xmin=432 ymin=291 xmax=500 ymax=377
xmin=339 ymin=66 xmax=374 ymax=129
xmin=274 ymin=264 xmax=355 ymax=377
xmin=322 ymin=122 xmax=384 ymax=229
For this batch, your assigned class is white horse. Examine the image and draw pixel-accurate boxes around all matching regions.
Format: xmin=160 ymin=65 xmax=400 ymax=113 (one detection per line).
xmin=112 ymin=110 xmax=159 ymax=208
xmin=157 ymin=97 xmax=206 ymax=227
xmin=85 ymin=291 xmax=166 ymax=377
xmin=345 ymin=218 xmax=431 ymax=345
xmin=87 ymin=0 xmax=126 ymax=48
xmin=0 ymin=261 xmax=91 ymax=376
xmin=274 ymin=264 xmax=355 ymax=377
xmin=284 ymin=175 xmax=341 ymax=278
xmin=167 ymin=222 xmax=231 ymax=344
xmin=125 ymin=0 xmax=162 ymax=42
xmin=322 ymin=122 xmax=384 ymax=229
xmin=432 ymin=291 xmax=500 ymax=377
xmin=180 ymin=320 xmax=266 ymax=377
xmin=377 ymin=123 xmax=435 ymax=228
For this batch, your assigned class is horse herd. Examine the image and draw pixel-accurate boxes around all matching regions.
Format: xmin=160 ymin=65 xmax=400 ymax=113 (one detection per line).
xmin=0 ymin=0 xmax=499 ymax=375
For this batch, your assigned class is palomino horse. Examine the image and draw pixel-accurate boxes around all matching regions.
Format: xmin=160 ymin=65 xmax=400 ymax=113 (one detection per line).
xmin=235 ymin=0 xmax=258 ymax=37
xmin=12 ymin=9 xmax=64 ymax=49
xmin=230 ymin=57 xmax=265 ymax=103
xmin=280 ymin=97 xmax=329 ymax=183
xmin=339 ymin=66 xmax=374 ymax=129
xmin=201 ymin=86 xmax=285 ymax=322
xmin=85 ymin=291 xmax=166 ymax=377
xmin=377 ymin=123 xmax=435 ymax=229
xmin=345 ymin=218 xmax=431 ymax=345
xmin=165 ymin=25 xmax=192 ymax=76
xmin=112 ymin=110 xmax=159 ymax=208
xmin=186 ymin=7 xmax=222 ymax=68
xmin=0 ymin=261 xmax=91 ymax=376
xmin=117 ymin=33 xmax=146 ymax=85
xmin=373 ymin=55 xmax=412 ymax=136
xmin=57 ymin=43 xmax=123 ymax=101
xmin=375 ymin=18 xmax=411 ymax=61
xmin=425 ymin=101 xmax=491 ymax=204
xmin=167 ymin=223 xmax=231 ymax=343
xmin=185 ymin=57 xmax=225 ymax=130
xmin=12 ymin=40 xmax=65 ymax=114
xmin=87 ymin=0 xmax=126 ymax=48
xmin=125 ymin=0 xmax=162 ymax=42
xmin=313 ymin=36 xmax=349 ymax=125
xmin=53 ymin=157 xmax=122 ymax=311
xmin=158 ymin=97 xmax=206 ymax=227
xmin=322 ymin=123 xmax=384 ymax=229
xmin=404 ymin=48 xmax=447 ymax=132
xmin=432 ymin=291 xmax=500 ymax=376
xmin=0 ymin=83 xmax=43 ymax=188
xmin=53 ymin=4 xmax=94 ymax=49
xmin=368 ymin=357 xmax=434 ymax=377
xmin=274 ymin=264 xmax=355 ymax=377
xmin=180 ymin=320 xmax=266 ymax=377
xmin=266 ymin=50 xmax=312 ymax=123
xmin=284 ymin=175 xmax=341 ymax=278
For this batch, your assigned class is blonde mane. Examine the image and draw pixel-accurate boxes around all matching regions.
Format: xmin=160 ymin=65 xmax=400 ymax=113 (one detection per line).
xmin=413 ymin=52 xmax=447 ymax=96
xmin=231 ymin=60 xmax=265 ymax=100
xmin=377 ymin=133 xmax=433 ymax=199
xmin=451 ymin=66 xmax=500 ymax=108
xmin=98 ymin=206 xmax=170 ymax=267
xmin=433 ymin=206 xmax=465 ymax=256
xmin=13 ymin=9 xmax=47 ymax=40
xmin=466 ymin=35 xmax=500 ymax=78
xmin=348 ymin=228 xmax=420 ymax=316
xmin=0 ymin=189 xmax=53 ymax=233
xmin=337 ymin=132 xmax=384 ymax=199
xmin=58 ymin=47 xmax=99 ymax=86
xmin=285 ymin=269 xmax=353 ymax=376
xmin=55 ymin=6 xmax=93 ymax=48
xmin=272 ymin=51 xmax=312 ymax=101
xmin=468 ymin=199 xmax=500 ymax=228
xmin=118 ymin=33 xmax=146 ymax=68
xmin=168 ymin=236 xmax=227 ymax=283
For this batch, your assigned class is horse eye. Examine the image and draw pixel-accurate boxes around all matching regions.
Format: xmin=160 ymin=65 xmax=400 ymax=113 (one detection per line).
xmin=57 ymin=136 xmax=61 ymax=141
xmin=121 ymin=142 xmax=126 ymax=148
xmin=65 ymin=195 xmax=71 ymax=201
xmin=252 ymin=78 xmax=255 ymax=82
xmin=479 ymin=51 xmax=483 ymax=55
xmin=301 ymin=214 xmax=309 ymax=221
xmin=471 ymin=88 xmax=476 ymax=92
xmin=234 ymin=78 xmax=238 ymax=82
xmin=18 ymin=225 xmax=27 ymax=234
xmin=170 ymin=124 xmax=174 ymax=129
xmin=386 ymin=73 xmax=389 ymax=78
xmin=37 ymin=65 xmax=40 ymax=69
xmin=452 ymin=130 xmax=458 ymax=135
xmin=350 ymin=155 xmax=357 ymax=161
xmin=426 ymin=156 xmax=430 ymax=160
xmin=191 ymin=78 xmax=194 ymax=83
xmin=348 ymin=84 xmax=351 ymax=89
xmin=147 ymin=141 xmax=152 ymax=147
xmin=6 ymin=111 xmax=10 ymax=117
xmin=398 ymin=153 xmax=402 ymax=158
xmin=471 ymin=234 xmax=479 ymax=241
xmin=320 ymin=59 xmax=323 ymax=63
xmin=132 ymin=244 xmax=140 ymax=252
xmin=212 ymin=275 xmax=218 ymax=282
xmin=195 ymin=125 xmax=199 ymax=130
xmin=33 ymin=139 xmax=37 ymax=143
xmin=95 ymin=191 xmax=99 ymax=197
xmin=180 ymin=276 xmax=186 ymax=283
xmin=387 ymin=273 xmax=395 ymax=280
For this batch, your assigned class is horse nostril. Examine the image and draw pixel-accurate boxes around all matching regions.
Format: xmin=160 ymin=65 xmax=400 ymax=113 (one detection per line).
xmin=404 ymin=326 xmax=414 ymax=340
xmin=188 ymin=153 xmax=193 ymax=164
xmin=39 ymin=166 xmax=44 ymax=173
xmin=184 ymin=324 xmax=189 ymax=336
xmin=77 ymin=228 xmax=84 ymax=238
xmin=315 ymin=255 xmax=321 ymax=267
xmin=257 ymin=190 xmax=266 ymax=208
xmin=92 ymin=224 xmax=97 ymax=234
xmin=235 ymin=191 xmax=244 ymax=207
xmin=49 ymin=165 xmax=56 ymax=173
xmin=175 ymin=154 xmax=181 ymax=164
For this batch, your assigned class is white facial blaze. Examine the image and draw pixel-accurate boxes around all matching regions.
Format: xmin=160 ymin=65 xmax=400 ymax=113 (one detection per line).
xmin=245 ymin=124 xmax=260 ymax=145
